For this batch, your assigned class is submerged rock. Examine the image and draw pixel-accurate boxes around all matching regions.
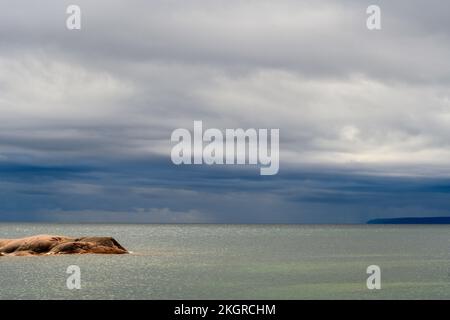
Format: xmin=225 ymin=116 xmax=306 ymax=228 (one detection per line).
xmin=0 ymin=235 xmax=128 ymax=256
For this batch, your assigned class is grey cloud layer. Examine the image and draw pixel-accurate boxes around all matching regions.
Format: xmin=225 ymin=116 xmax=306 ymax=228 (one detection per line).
xmin=0 ymin=1 xmax=449 ymax=222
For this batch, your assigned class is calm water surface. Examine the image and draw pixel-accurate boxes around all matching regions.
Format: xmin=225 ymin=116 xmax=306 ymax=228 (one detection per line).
xmin=0 ymin=224 xmax=449 ymax=299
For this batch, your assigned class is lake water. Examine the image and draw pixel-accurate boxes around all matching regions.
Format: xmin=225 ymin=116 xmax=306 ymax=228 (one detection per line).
xmin=0 ymin=224 xmax=449 ymax=299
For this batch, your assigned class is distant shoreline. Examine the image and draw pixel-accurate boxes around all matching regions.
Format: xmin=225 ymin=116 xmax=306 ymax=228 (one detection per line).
xmin=367 ymin=217 xmax=450 ymax=224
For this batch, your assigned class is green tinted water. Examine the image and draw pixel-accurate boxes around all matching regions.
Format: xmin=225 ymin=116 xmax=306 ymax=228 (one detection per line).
xmin=0 ymin=224 xmax=449 ymax=299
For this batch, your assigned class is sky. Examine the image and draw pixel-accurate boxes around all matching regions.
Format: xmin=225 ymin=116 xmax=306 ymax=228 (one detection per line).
xmin=0 ymin=0 xmax=450 ymax=223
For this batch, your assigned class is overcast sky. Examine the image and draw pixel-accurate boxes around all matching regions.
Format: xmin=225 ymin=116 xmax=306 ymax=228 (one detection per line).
xmin=0 ymin=0 xmax=450 ymax=223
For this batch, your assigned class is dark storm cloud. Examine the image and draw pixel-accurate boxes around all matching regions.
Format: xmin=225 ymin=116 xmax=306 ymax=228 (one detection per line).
xmin=2 ymin=160 xmax=450 ymax=223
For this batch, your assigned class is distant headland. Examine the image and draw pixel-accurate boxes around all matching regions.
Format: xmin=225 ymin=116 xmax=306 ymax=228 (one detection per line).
xmin=367 ymin=217 xmax=450 ymax=224
xmin=0 ymin=235 xmax=128 ymax=256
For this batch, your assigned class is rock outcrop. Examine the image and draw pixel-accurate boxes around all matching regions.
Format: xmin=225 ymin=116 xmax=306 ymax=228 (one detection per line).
xmin=0 ymin=235 xmax=128 ymax=256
